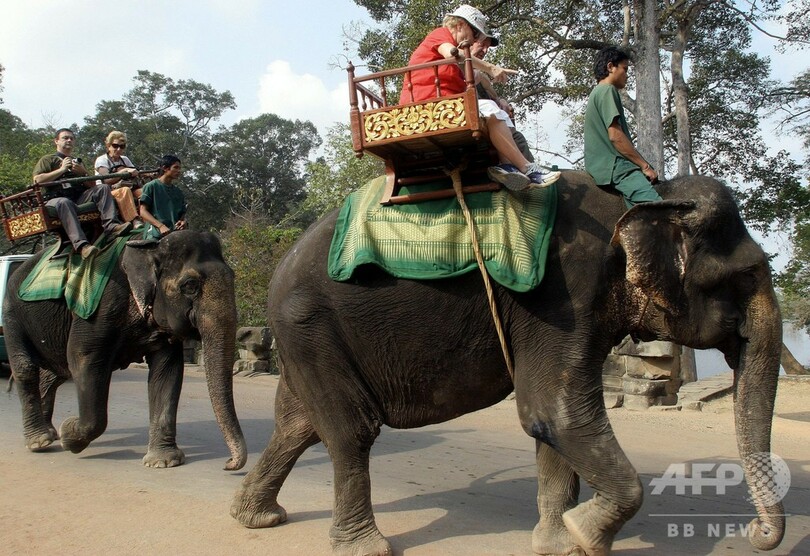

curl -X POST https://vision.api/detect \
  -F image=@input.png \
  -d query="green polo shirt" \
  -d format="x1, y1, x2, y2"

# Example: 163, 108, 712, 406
584, 83, 635, 186
140, 179, 187, 240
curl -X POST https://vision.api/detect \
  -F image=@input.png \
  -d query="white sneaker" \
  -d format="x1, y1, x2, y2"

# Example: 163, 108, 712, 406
525, 163, 561, 188
487, 164, 530, 191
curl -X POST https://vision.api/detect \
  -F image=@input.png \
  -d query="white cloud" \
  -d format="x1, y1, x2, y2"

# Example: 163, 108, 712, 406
256, 60, 348, 135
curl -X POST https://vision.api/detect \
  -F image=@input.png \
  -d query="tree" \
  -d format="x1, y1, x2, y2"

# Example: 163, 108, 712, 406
0, 110, 51, 193
220, 222, 302, 327
212, 113, 321, 226
80, 71, 238, 231
302, 122, 383, 218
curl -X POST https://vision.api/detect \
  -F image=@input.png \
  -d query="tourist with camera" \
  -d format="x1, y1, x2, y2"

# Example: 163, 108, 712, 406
32, 128, 130, 259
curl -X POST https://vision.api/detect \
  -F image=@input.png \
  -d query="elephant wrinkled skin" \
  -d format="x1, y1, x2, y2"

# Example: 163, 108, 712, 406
4, 230, 246, 471
230, 172, 783, 555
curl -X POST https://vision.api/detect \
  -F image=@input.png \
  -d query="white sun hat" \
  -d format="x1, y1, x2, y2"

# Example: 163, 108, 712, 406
448, 4, 499, 46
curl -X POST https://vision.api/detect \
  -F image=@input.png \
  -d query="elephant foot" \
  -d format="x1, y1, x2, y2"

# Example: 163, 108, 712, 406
330, 528, 392, 556
25, 428, 58, 452
230, 496, 288, 529
562, 498, 623, 556
533, 519, 584, 555
59, 417, 91, 454
143, 446, 186, 468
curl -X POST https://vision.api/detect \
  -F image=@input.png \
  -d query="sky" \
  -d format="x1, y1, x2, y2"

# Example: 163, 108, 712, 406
1, 0, 804, 162
0, 0, 372, 136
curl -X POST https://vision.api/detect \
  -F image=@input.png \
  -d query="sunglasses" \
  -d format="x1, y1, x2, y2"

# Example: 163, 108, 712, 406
111, 143, 126, 149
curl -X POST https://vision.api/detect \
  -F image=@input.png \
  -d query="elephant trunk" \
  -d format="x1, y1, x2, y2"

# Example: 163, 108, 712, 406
199, 274, 247, 471
733, 270, 785, 550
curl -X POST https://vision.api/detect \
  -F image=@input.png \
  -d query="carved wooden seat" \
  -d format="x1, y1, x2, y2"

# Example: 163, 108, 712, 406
0, 170, 157, 243
348, 45, 500, 204
0, 185, 100, 242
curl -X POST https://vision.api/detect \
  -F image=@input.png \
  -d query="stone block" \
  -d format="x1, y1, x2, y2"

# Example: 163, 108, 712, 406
623, 376, 669, 397
602, 374, 624, 392
604, 392, 624, 409
613, 336, 639, 356
682, 400, 704, 411
623, 393, 654, 411
635, 340, 678, 358
602, 354, 626, 377
624, 355, 679, 380
233, 359, 271, 375
236, 327, 273, 360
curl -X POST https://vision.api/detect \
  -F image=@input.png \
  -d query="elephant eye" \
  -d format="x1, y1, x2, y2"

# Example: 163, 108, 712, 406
180, 278, 201, 297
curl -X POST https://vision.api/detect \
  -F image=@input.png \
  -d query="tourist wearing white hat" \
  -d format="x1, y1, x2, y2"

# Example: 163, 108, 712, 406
399, 4, 561, 190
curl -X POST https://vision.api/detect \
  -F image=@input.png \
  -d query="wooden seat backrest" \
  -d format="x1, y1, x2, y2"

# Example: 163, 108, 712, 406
348, 45, 499, 204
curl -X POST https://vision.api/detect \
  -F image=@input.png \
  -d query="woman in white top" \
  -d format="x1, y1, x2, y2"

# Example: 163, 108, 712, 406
95, 130, 140, 223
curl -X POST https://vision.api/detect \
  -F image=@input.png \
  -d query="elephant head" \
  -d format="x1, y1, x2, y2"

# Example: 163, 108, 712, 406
122, 230, 247, 471
612, 177, 784, 550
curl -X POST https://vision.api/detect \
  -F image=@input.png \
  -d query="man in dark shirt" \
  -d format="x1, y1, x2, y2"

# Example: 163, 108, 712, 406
33, 128, 130, 259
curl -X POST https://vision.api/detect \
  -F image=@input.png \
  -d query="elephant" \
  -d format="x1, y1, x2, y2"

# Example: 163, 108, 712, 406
4, 230, 247, 471
229, 171, 783, 555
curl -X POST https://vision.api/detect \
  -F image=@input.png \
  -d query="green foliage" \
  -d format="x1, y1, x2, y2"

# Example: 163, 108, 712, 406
220, 222, 302, 327
302, 123, 383, 218
80, 71, 238, 231
777, 216, 810, 333
0, 108, 52, 193
212, 114, 321, 225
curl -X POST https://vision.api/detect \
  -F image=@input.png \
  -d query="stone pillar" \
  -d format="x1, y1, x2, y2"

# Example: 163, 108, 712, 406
603, 337, 683, 410
233, 327, 277, 375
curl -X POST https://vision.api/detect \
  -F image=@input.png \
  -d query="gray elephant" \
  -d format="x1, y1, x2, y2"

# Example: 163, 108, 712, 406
4, 230, 246, 471
230, 172, 783, 555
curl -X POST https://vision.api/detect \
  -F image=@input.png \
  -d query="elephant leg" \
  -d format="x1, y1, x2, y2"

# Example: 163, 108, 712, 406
318, 400, 389, 556
39, 370, 67, 440
60, 358, 112, 454
518, 372, 642, 556
231, 374, 320, 528
13, 357, 56, 451
554, 410, 642, 555
142, 345, 186, 468
327, 438, 391, 556
533, 441, 582, 556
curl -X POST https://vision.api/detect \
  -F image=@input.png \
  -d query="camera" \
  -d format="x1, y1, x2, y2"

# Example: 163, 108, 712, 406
72, 158, 82, 164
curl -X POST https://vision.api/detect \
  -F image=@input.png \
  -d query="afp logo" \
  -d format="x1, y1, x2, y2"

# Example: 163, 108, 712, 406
649, 452, 790, 505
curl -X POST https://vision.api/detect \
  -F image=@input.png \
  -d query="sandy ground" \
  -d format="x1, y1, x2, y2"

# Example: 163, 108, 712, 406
0, 369, 807, 555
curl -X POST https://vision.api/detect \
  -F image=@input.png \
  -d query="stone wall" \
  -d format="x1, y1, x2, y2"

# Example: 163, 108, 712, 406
603, 338, 694, 410
233, 327, 278, 375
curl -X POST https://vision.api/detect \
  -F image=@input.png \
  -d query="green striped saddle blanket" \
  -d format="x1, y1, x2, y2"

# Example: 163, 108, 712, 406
19, 231, 139, 319
327, 176, 557, 292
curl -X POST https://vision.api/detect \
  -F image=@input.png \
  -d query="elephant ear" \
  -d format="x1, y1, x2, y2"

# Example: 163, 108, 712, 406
610, 200, 696, 315
121, 241, 161, 319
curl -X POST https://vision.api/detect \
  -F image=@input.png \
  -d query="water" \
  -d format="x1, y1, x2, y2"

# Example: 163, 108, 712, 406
694, 322, 809, 379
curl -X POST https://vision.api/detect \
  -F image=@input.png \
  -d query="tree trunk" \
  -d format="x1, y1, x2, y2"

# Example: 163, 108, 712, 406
632, 0, 665, 173
671, 21, 692, 177
781, 342, 809, 375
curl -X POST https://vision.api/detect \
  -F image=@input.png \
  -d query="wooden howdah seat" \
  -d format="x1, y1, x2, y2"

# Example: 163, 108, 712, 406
0, 170, 157, 244
348, 44, 501, 204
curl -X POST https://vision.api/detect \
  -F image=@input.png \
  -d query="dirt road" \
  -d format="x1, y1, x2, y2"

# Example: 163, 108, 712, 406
0, 368, 807, 555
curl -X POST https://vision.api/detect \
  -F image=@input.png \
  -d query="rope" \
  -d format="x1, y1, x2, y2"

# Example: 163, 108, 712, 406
446, 168, 515, 381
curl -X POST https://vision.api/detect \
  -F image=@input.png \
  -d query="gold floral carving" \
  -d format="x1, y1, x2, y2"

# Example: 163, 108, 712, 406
8, 213, 46, 239
363, 99, 467, 143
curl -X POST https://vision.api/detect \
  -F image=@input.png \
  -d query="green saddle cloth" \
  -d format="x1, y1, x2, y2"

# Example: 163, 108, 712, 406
328, 175, 557, 292
19, 230, 139, 319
